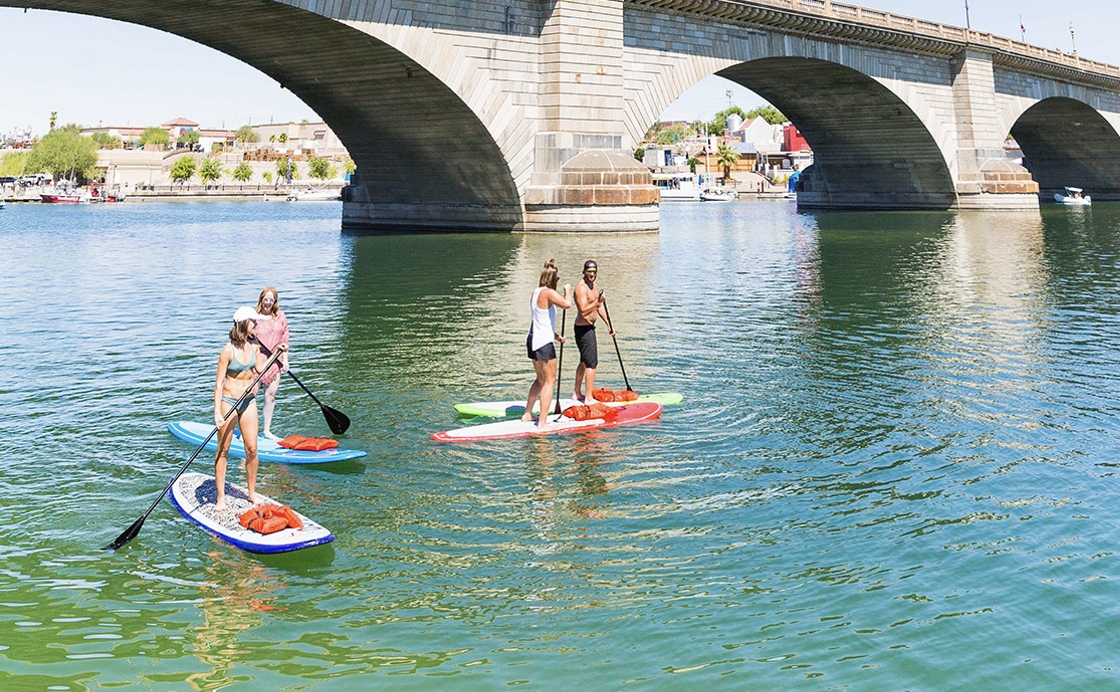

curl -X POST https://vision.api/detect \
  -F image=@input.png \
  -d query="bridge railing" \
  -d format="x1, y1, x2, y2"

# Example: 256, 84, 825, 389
707, 0, 1120, 78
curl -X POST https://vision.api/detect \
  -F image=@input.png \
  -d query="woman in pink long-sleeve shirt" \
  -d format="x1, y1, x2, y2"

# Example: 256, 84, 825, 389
254, 286, 290, 440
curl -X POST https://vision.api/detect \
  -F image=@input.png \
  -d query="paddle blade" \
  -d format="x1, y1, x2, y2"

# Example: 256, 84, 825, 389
323, 406, 351, 435
105, 516, 146, 551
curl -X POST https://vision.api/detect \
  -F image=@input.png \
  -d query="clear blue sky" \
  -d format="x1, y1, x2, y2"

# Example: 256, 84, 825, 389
2, 1, 1118, 135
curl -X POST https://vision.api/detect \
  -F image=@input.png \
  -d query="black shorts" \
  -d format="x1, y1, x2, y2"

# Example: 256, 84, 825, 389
574, 324, 598, 368
526, 334, 557, 362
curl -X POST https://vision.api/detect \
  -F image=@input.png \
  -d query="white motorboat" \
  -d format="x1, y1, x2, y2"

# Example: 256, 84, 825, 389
700, 189, 737, 202
286, 188, 341, 202
1054, 186, 1091, 205
652, 172, 701, 201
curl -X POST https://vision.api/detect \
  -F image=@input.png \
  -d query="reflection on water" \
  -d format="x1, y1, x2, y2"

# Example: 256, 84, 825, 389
3, 201, 1120, 688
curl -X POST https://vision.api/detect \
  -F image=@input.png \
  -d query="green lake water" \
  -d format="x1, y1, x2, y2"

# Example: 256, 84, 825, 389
2, 199, 1119, 689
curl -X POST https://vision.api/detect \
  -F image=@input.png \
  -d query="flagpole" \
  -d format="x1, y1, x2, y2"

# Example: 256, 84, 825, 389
1019, 15, 1025, 42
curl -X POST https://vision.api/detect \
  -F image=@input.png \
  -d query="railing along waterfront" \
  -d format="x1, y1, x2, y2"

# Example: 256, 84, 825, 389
631, 0, 1120, 86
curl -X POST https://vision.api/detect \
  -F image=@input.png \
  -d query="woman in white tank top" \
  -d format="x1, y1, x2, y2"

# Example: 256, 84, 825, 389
523, 259, 572, 431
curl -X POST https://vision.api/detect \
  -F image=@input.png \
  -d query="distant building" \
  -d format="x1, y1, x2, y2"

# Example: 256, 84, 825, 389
251, 121, 349, 158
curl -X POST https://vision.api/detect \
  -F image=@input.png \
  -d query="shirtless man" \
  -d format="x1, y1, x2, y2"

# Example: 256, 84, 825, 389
573, 260, 614, 403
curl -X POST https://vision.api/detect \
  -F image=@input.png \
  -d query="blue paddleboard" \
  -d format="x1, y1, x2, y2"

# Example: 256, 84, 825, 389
168, 421, 366, 464
169, 472, 333, 553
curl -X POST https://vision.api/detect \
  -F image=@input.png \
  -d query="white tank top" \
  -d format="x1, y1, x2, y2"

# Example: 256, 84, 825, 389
528, 286, 556, 352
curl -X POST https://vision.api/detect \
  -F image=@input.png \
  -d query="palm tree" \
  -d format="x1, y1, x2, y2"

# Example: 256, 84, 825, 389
49, 111, 57, 131
716, 144, 739, 181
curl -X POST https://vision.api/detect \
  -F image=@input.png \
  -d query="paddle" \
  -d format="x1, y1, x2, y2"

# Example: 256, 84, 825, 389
601, 296, 632, 392
253, 339, 351, 435
554, 308, 567, 416
106, 346, 284, 551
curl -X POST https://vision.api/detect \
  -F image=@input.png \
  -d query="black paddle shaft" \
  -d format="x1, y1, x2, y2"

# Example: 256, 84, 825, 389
601, 299, 632, 392
554, 309, 567, 416
254, 340, 351, 435
106, 346, 284, 551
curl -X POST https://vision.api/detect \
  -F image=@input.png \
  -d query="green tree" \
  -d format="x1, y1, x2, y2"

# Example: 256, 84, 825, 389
232, 162, 254, 182
746, 105, 787, 125
26, 125, 99, 182
686, 156, 701, 174
278, 133, 288, 145
0, 151, 30, 177
716, 144, 739, 181
139, 127, 170, 148
169, 155, 196, 183
199, 157, 224, 184
276, 158, 300, 181
49, 111, 57, 130
655, 122, 689, 145
262, 171, 274, 184
235, 125, 259, 144
177, 129, 200, 147
633, 147, 645, 162
308, 157, 331, 180
90, 132, 122, 150
343, 158, 356, 175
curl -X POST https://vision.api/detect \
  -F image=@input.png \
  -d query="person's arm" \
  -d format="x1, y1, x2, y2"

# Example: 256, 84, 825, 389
546, 284, 572, 311
214, 347, 230, 427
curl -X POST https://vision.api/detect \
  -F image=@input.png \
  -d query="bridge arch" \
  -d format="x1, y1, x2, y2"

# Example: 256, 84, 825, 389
10, 1, 523, 230
1009, 97, 1120, 200
718, 58, 956, 209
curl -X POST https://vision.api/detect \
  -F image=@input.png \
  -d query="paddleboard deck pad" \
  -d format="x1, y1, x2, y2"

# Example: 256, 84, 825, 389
454, 392, 683, 418
168, 421, 366, 464
169, 472, 333, 553
433, 401, 663, 442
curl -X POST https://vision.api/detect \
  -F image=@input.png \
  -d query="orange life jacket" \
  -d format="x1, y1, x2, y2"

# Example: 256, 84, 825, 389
237, 504, 304, 534
277, 435, 339, 451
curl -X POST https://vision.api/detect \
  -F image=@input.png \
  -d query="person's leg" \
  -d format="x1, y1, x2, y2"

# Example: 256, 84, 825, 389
239, 402, 262, 504
262, 378, 280, 440
214, 402, 237, 511
523, 361, 545, 422
573, 362, 586, 401
585, 366, 597, 402
537, 359, 558, 431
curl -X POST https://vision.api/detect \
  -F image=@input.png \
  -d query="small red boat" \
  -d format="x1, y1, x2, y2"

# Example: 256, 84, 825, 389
40, 190, 92, 204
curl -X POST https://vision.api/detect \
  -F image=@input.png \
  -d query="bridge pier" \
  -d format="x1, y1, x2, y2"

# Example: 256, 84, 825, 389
951, 50, 1039, 211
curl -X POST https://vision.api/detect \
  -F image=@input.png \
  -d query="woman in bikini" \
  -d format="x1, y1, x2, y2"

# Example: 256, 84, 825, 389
523, 259, 572, 432
213, 306, 286, 511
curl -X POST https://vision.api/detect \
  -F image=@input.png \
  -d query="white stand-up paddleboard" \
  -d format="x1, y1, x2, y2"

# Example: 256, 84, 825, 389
168, 422, 366, 464
169, 472, 333, 553
433, 401, 663, 442
454, 392, 682, 418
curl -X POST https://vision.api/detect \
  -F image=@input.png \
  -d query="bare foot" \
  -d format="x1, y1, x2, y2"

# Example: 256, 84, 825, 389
249, 493, 263, 505
521, 412, 537, 423
263, 431, 281, 442
214, 500, 227, 512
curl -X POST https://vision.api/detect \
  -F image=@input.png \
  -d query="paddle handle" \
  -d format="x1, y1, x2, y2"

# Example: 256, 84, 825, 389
601, 300, 631, 392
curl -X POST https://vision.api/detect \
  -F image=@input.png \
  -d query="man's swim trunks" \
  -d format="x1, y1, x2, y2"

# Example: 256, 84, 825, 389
574, 324, 598, 368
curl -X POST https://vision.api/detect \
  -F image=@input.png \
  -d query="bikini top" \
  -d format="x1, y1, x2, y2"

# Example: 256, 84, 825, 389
226, 346, 257, 375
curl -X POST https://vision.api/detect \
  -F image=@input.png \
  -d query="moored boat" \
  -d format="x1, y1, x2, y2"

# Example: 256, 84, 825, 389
652, 172, 701, 201
700, 189, 737, 202
40, 189, 92, 204
286, 188, 341, 202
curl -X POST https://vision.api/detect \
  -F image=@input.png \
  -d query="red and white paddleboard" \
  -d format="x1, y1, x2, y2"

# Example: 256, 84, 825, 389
431, 401, 663, 443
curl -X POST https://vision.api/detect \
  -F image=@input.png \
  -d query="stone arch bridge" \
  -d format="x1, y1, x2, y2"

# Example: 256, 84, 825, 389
11, 0, 1120, 232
